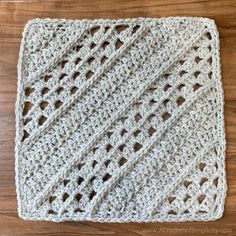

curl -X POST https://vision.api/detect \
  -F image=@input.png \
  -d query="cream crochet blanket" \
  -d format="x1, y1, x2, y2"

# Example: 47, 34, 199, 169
15, 17, 227, 222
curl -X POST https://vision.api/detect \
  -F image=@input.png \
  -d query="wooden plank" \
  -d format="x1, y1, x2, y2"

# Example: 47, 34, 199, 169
0, 1, 235, 235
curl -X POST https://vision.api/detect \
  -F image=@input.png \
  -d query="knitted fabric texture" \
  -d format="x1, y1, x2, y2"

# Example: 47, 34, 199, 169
15, 17, 227, 222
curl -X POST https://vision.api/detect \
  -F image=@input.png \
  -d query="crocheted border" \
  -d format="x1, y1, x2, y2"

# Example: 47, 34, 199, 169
15, 17, 227, 222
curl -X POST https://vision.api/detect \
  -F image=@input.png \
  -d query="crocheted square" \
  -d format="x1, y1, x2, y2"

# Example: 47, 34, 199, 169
15, 17, 226, 222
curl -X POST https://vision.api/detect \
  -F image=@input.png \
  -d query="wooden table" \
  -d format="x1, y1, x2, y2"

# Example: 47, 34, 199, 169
0, 1, 235, 235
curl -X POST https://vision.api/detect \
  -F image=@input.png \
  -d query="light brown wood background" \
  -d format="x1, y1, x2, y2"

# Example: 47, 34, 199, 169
0, 0, 235, 235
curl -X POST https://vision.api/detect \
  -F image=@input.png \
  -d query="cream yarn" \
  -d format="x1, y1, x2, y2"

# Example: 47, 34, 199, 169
15, 17, 227, 222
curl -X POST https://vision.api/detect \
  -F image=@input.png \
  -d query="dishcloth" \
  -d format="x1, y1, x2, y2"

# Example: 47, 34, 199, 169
15, 17, 227, 222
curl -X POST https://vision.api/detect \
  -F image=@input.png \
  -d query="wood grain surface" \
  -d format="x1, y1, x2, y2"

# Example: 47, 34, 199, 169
0, 0, 235, 235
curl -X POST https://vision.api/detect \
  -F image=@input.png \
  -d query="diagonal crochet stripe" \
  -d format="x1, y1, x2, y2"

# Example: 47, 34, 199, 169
142, 103, 220, 209
23, 26, 115, 121
20, 24, 147, 152
57, 94, 218, 216
30, 25, 207, 211
146, 141, 219, 217
88, 80, 215, 216
24, 22, 89, 87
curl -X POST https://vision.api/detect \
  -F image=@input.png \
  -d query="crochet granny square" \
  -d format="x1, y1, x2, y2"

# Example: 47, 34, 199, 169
15, 17, 226, 222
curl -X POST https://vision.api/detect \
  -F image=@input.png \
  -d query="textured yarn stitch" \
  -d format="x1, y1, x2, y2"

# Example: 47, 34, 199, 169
15, 17, 227, 222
